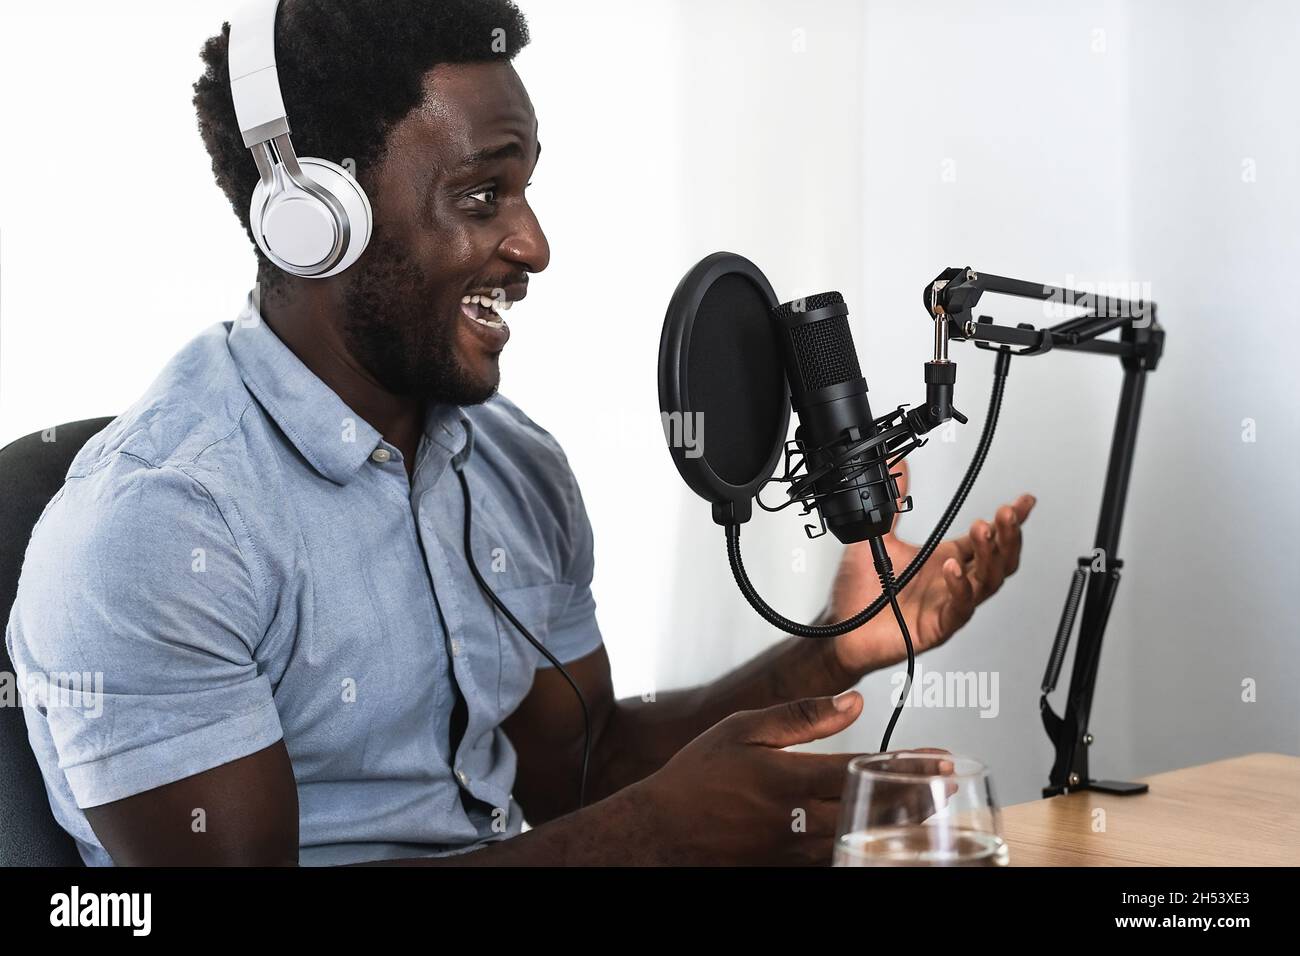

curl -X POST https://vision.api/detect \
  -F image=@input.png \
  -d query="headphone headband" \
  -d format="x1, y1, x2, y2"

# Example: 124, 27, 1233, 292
227, 0, 373, 278
230, 0, 290, 148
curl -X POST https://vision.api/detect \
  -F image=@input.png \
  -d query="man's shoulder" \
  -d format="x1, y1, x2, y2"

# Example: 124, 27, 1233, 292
467, 392, 566, 454
464, 393, 577, 491
461, 394, 595, 587
13, 323, 273, 637
68, 322, 257, 483
31, 322, 265, 564
462, 393, 592, 557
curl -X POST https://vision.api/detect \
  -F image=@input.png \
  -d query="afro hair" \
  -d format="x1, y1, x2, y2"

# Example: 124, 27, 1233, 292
193, 0, 531, 290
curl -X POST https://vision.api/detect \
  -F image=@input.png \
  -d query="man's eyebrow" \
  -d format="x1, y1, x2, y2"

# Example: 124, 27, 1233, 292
453, 139, 542, 173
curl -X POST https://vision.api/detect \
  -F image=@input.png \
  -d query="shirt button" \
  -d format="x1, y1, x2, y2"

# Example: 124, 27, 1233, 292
370, 447, 392, 464
451, 638, 463, 657
456, 769, 469, 786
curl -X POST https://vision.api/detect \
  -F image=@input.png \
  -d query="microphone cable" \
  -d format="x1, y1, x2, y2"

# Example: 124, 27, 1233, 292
456, 466, 592, 813
725, 347, 1012, 640
869, 536, 913, 752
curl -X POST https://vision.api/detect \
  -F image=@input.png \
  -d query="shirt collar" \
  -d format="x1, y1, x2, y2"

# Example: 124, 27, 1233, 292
227, 291, 474, 485
423, 400, 476, 475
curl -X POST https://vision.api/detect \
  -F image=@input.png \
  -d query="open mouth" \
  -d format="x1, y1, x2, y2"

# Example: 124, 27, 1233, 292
460, 293, 513, 332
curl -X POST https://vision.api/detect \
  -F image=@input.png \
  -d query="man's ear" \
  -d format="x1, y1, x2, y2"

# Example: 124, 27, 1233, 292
889, 459, 911, 536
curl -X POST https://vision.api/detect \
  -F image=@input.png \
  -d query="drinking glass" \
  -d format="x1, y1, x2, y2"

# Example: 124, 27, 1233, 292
832, 751, 1009, 866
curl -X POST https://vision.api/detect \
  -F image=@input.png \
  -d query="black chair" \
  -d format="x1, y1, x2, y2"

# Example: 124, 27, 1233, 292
0, 417, 114, 866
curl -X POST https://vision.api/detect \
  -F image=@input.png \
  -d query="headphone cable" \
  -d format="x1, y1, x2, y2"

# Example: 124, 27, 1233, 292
455, 466, 592, 813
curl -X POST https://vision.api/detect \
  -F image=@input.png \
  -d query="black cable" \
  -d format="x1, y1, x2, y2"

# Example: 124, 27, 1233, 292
456, 466, 592, 812
726, 348, 1013, 638
869, 536, 913, 752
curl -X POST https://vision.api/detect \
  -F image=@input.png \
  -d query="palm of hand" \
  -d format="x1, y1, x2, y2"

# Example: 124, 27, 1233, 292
823, 463, 1036, 675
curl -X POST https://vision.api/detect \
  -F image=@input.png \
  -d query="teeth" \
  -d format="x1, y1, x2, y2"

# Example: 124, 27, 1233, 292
461, 294, 513, 314
460, 295, 509, 330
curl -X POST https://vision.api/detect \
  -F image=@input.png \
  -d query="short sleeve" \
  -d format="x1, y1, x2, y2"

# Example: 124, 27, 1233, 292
536, 455, 603, 668
5, 459, 283, 809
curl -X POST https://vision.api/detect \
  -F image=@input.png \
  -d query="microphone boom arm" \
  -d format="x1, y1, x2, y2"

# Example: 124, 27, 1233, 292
926, 266, 1166, 798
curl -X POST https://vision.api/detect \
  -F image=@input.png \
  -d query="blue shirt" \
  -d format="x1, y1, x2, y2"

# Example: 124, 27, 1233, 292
5, 293, 604, 866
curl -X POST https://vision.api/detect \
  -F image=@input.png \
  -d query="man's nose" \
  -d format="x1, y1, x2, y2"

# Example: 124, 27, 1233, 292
500, 206, 550, 274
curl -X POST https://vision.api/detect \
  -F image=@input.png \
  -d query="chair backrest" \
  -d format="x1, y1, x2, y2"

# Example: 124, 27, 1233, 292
0, 418, 114, 866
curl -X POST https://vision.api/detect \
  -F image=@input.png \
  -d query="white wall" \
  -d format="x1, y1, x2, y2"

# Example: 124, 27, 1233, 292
0, 3, 261, 436
845, 0, 1299, 803
654, 0, 1299, 805
0, 0, 693, 700
522, 0, 872, 707
1120, 0, 1300, 778
2, 1, 1295, 810
844, 0, 1147, 802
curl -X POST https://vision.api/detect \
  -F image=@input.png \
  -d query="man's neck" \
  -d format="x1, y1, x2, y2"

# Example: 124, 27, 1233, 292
261, 289, 424, 480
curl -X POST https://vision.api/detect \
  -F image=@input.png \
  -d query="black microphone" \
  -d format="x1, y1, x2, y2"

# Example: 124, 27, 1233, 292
661, 255, 972, 754
771, 292, 897, 544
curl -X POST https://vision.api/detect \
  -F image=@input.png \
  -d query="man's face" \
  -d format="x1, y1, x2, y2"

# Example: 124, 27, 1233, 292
340, 61, 548, 405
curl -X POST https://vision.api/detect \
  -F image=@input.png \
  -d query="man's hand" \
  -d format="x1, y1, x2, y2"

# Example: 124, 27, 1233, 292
628, 691, 955, 865
824, 461, 1037, 677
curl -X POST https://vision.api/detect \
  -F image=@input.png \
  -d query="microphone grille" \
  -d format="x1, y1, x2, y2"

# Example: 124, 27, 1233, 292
789, 318, 861, 392
772, 292, 862, 394
771, 291, 844, 318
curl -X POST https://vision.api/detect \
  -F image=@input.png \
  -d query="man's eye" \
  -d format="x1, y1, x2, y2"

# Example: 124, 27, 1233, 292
468, 188, 497, 205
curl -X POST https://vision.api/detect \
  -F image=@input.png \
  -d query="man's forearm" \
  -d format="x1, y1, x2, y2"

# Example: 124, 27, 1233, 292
586, 627, 855, 801
362, 783, 663, 866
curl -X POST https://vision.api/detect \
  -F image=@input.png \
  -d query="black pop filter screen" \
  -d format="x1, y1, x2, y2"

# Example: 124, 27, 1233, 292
659, 252, 790, 524
689, 274, 788, 485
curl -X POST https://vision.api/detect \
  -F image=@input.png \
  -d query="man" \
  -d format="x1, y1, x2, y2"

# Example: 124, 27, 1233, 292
5, 0, 1034, 866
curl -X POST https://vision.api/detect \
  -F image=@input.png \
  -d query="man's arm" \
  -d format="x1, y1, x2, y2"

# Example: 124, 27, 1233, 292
87, 692, 873, 867
506, 479, 1035, 821
503, 639, 850, 823
82, 739, 648, 866
84, 742, 301, 866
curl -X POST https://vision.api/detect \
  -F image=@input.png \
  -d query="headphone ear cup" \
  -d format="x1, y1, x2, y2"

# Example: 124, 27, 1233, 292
299, 158, 373, 276
249, 157, 374, 278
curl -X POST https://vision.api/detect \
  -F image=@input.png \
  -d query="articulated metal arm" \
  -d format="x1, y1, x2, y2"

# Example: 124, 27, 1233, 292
922, 266, 1166, 797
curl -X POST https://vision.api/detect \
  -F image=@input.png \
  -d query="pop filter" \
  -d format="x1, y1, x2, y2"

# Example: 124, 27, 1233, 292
658, 252, 790, 525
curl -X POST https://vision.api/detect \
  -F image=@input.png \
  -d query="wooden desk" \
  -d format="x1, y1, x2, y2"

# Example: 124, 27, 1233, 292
1001, 753, 1300, 866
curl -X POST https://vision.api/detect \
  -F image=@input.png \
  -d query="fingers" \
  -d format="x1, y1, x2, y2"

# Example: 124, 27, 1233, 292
865, 750, 961, 824
895, 458, 911, 500
888, 459, 912, 537
993, 504, 1022, 576
888, 747, 957, 780
1012, 493, 1037, 524
968, 518, 1001, 600
974, 494, 1035, 595
940, 557, 974, 628
877, 750, 953, 774
947, 534, 976, 564
731, 691, 863, 749
926, 493, 1036, 629
781, 752, 862, 800
778, 748, 955, 804
771, 748, 961, 861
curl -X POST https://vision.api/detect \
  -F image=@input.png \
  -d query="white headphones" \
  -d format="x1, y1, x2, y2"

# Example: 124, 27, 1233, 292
228, 0, 373, 278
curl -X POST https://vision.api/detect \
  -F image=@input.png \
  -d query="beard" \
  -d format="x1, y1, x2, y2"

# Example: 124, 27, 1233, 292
339, 232, 498, 406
